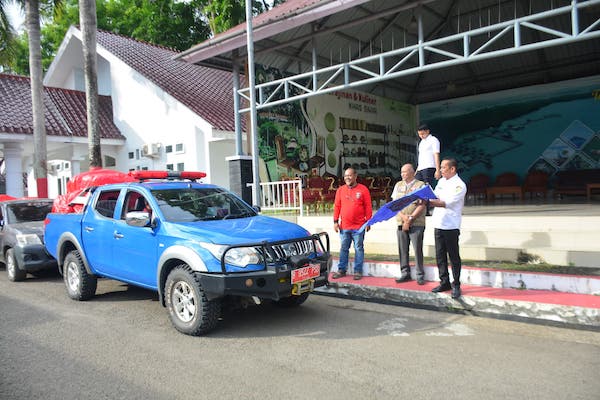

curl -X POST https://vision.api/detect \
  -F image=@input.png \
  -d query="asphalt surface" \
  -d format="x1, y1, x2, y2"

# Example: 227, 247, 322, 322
1, 270, 600, 400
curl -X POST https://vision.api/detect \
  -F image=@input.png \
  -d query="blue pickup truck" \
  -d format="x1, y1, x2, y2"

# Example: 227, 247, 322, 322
44, 171, 331, 335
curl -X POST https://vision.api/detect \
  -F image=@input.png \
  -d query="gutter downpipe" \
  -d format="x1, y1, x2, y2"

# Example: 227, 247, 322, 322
232, 49, 243, 156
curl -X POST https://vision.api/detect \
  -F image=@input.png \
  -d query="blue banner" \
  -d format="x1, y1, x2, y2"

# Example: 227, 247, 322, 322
360, 185, 437, 231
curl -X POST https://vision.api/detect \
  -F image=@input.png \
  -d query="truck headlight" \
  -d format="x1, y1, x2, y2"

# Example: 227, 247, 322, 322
16, 234, 42, 245
200, 243, 260, 267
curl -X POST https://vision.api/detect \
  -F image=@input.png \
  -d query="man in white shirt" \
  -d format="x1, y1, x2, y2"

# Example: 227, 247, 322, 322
428, 158, 467, 299
415, 123, 441, 185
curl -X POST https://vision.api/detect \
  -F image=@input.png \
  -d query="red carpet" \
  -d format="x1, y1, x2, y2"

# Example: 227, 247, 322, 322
328, 273, 600, 309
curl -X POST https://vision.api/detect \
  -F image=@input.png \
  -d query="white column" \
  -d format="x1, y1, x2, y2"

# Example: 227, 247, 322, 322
70, 157, 83, 176
69, 143, 88, 177
3, 143, 25, 197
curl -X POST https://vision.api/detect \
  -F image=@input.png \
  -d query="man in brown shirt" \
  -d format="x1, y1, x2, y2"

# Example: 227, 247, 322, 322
391, 163, 427, 285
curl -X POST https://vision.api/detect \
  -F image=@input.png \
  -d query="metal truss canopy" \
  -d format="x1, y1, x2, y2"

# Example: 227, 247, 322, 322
237, 0, 600, 112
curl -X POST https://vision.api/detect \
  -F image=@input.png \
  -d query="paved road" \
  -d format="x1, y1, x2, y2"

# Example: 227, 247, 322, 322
1, 269, 599, 400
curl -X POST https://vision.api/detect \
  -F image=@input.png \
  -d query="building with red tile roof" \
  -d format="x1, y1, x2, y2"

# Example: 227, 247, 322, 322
1, 26, 242, 197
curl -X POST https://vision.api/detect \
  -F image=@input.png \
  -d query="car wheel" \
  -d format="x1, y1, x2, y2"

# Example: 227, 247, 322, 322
274, 292, 309, 307
6, 248, 26, 282
64, 250, 97, 301
165, 264, 221, 336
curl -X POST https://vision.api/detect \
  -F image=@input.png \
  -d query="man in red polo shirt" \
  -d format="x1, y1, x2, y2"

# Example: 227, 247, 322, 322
331, 168, 372, 280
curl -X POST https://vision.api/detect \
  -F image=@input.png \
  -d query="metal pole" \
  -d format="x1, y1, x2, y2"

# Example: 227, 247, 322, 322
245, 0, 260, 205
232, 51, 243, 156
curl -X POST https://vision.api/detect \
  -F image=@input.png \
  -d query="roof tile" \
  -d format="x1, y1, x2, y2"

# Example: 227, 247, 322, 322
96, 30, 238, 132
0, 73, 124, 140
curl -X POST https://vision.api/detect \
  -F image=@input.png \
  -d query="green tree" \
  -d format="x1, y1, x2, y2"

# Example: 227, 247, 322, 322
4, 0, 286, 73
0, 0, 18, 69
204, 0, 244, 35
204, 0, 285, 36
41, 0, 211, 61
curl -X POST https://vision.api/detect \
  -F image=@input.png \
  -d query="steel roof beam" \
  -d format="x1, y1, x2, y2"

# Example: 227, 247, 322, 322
237, 0, 600, 112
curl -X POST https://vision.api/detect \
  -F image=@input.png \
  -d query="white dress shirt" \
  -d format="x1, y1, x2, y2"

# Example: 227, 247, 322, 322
417, 134, 440, 171
431, 174, 466, 230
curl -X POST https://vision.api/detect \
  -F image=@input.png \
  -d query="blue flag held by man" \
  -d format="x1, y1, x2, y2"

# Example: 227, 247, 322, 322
359, 185, 437, 231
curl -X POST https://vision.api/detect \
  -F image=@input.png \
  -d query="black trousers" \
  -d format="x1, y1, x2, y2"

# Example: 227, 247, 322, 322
415, 168, 436, 185
434, 228, 461, 286
415, 168, 436, 214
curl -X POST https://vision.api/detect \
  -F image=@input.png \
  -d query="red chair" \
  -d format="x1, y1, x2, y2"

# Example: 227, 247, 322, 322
318, 176, 337, 210
487, 172, 521, 201
368, 176, 388, 208
305, 176, 326, 213
467, 173, 490, 201
523, 170, 549, 199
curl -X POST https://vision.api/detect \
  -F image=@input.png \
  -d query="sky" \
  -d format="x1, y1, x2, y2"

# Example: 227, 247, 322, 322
6, 1, 25, 33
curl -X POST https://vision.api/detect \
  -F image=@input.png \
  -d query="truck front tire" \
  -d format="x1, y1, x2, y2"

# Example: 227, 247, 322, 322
6, 248, 26, 282
165, 265, 221, 336
64, 250, 97, 301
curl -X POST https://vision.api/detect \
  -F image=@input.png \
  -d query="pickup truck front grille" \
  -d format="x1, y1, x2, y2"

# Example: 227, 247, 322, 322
258, 240, 316, 263
220, 232, 330, 272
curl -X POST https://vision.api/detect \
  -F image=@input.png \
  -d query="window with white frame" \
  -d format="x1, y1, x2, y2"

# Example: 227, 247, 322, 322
104, 155, 116, 167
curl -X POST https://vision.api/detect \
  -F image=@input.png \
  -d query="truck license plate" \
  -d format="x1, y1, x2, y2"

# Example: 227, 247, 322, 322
291, 263, 321, 284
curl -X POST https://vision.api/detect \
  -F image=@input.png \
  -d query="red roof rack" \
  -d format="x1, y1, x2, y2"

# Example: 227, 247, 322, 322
128, 170, 207, 181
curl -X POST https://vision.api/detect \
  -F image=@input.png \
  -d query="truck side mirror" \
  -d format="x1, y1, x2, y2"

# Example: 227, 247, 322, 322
125, 211, 151, 227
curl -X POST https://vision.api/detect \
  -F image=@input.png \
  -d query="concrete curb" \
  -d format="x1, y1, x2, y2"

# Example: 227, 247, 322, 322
315, 282, 600, 331
347, 260, 600, 295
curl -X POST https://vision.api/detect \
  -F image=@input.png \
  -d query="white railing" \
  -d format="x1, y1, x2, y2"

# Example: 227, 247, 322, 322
251, 179, 304, 216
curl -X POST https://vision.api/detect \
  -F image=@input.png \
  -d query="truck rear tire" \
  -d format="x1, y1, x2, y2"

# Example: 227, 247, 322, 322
165, 265, 221, 336
64, 250, 97, 301
6, 248, 26, 282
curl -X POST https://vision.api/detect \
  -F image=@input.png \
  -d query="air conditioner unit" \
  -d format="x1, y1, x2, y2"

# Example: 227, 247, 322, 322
142, 143, 161, 158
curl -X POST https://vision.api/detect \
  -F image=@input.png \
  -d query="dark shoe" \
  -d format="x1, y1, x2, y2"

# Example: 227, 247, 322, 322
353, 273, 363, 280
431, 283, 452, 293
395, 274, 411, 283
452, 286, 461, 299
417, 278, 425, 285
332, 270, 346, 279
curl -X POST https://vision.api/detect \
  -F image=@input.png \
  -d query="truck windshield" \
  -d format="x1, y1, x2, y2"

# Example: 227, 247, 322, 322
152, 188, 257, 222
6, 202, 53, 224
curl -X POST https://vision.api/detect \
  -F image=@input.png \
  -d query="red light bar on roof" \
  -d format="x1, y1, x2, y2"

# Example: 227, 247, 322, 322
128, 170, 207, 180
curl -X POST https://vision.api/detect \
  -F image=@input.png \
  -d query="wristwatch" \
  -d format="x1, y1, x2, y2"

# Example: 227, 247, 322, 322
408, 215, 414, 221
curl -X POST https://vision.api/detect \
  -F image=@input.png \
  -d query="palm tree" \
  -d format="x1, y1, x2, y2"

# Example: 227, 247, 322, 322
25, 0, 48, 196
0, 1, 17, 68
79, 0, 101, 167
1, 1, 63, 196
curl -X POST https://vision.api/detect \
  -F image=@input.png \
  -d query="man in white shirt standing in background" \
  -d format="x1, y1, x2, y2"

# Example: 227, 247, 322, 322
427, 158, 467, 299
415, 123, 441, 185
415, 123, 441, 216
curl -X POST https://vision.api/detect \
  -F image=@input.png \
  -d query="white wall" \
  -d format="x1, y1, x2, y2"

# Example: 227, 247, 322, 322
207, 138, 236, 189
108, 61, 234, 187
43, 27, 237, 189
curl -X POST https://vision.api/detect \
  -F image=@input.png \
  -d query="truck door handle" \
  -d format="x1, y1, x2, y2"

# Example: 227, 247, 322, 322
84, 226, 94, 232
113, 231, 124, 239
